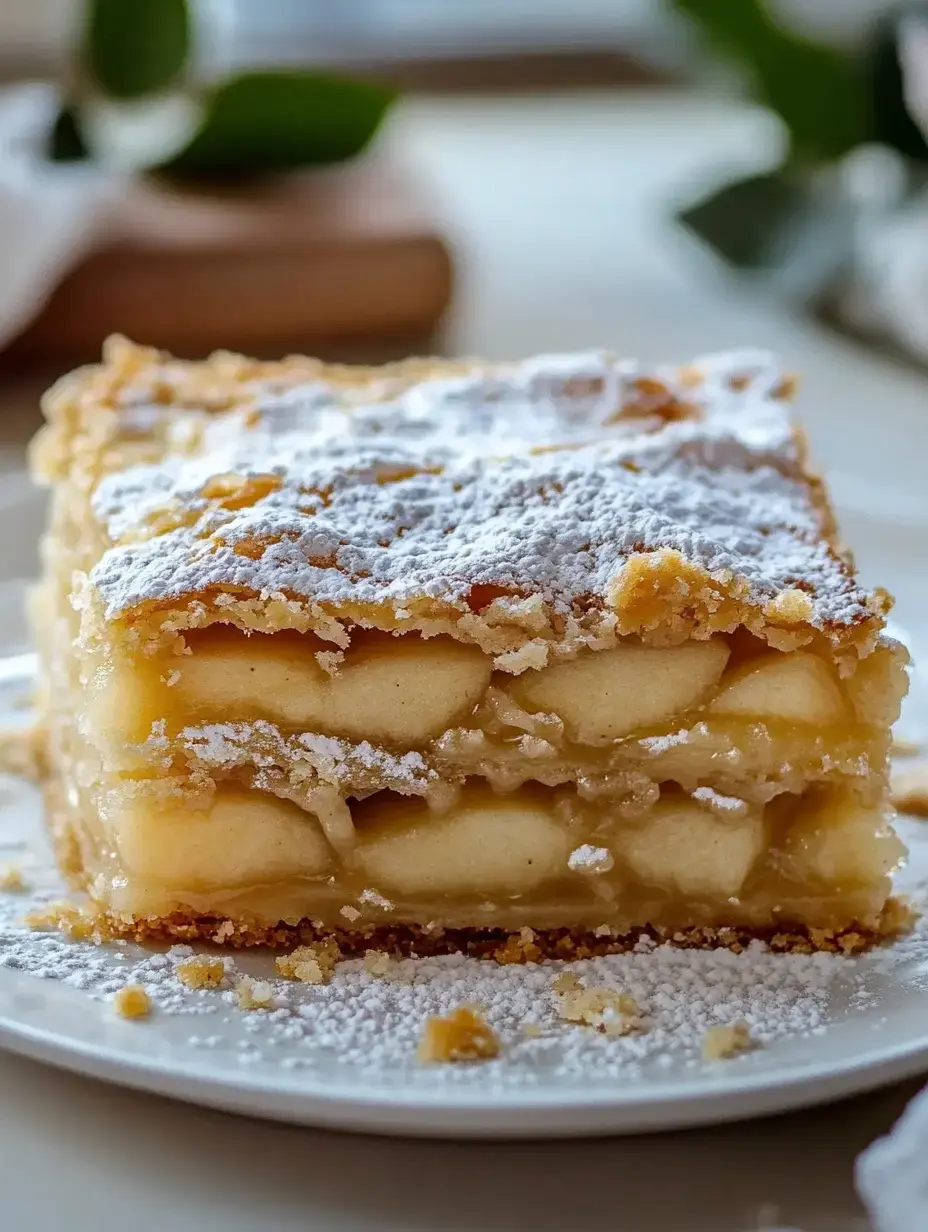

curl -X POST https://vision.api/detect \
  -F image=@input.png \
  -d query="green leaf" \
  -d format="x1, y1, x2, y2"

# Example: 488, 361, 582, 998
678, 171, 854, 297
85, 0, 190, 100
863, 5, 928, 162
48, 105, 90, 162
672, 0, 867, 162
165, 72, 396, 175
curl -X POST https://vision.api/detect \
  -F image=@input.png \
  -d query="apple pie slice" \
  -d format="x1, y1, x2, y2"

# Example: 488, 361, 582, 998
28, 337, 909, 953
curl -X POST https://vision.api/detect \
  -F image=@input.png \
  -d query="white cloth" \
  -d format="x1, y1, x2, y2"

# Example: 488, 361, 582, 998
857, 1083, 928, 1231
0, 83, 123, 349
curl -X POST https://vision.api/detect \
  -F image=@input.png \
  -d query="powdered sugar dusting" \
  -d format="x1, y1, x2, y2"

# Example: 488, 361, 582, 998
84, 350, 872, 629
567, 844, 615, 873
3, 877, 925, 1088
180, 721, 436, 790
692, 786, 750, 817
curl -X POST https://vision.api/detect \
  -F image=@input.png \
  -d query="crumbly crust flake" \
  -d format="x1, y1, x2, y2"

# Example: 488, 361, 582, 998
701, 1020, 755, 1060
71, 901, 913, 957
113, 984, 151, 1019
418, 1005, 501, 1062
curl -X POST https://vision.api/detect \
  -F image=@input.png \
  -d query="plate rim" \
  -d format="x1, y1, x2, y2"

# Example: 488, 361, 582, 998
2, 996, 928, 1138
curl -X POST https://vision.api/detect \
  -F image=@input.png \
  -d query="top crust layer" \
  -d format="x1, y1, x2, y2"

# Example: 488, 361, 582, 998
33, 337, 888, 662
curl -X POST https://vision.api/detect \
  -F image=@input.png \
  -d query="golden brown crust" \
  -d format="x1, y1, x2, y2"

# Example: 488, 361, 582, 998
81, 900, 913, 959
35, 338, 888, 663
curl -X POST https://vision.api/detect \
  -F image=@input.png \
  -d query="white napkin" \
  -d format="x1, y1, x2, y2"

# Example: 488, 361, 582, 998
0, 82, 124, 350
857, 1083, 928, 1231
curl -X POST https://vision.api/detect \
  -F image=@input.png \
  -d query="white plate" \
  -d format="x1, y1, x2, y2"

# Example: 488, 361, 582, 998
0, 499, 926, 1141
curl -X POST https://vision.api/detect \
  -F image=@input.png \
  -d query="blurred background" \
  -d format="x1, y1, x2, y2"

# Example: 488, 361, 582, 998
0, 0, 928, 533
1, 14, 928, 1226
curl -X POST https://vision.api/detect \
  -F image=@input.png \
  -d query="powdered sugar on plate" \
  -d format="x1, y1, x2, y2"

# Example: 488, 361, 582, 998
0, 883, 866, 1084
3, 814, 928, 1091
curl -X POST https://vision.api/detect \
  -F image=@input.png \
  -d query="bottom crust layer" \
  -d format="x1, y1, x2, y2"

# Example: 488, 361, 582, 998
56, 897, 914, 959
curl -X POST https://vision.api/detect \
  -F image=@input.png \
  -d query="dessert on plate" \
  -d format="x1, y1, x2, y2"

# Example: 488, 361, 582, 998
28, 337, 909, 953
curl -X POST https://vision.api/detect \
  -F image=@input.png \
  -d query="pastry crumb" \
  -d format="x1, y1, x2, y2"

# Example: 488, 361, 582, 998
339, 905, 361, 923
113, 984, 151, 1019
359, 888, 394, 911
363, 951, 392, 977
702, 1020, 755, 1061
557, 986, 645, 1036
764, 587, 813, 624
892, 764, 928, 818
494, 928, 543, 965
275, 939, 341, 985
0, 865, 27, 893
212, 919, 236, 943
418, 1006, 501, 1063
315, 650, 344, 677
493, 639, 549, 673
552, 970, 584, 995
175, 956, 225, 990
24, 901, 111, 943
521, 1022, 543, 1038
236, 976, 275, 1010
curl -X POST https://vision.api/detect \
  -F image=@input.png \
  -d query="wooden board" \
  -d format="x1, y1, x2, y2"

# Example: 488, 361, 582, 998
6, 159, 453, 363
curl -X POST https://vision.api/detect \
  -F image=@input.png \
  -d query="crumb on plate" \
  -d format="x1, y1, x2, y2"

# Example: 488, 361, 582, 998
552, 970, 583, 995
363, 951, 392, 977
175, 955, 225, 990
236, 976, 275, 1010
702, 1020, 755, 1061
418, 1006, 501, 1063
275, 939, 341, 985
113, 984, 151, 1019
556, 986, 645, 1037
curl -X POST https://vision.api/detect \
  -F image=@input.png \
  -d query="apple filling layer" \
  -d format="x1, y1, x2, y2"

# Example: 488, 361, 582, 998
67, 777, 901, 932
81, 628, 899, 791
58, 622, 907, 940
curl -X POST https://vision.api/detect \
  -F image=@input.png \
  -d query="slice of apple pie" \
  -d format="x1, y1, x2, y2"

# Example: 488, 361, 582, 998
28, 337, 909, 953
